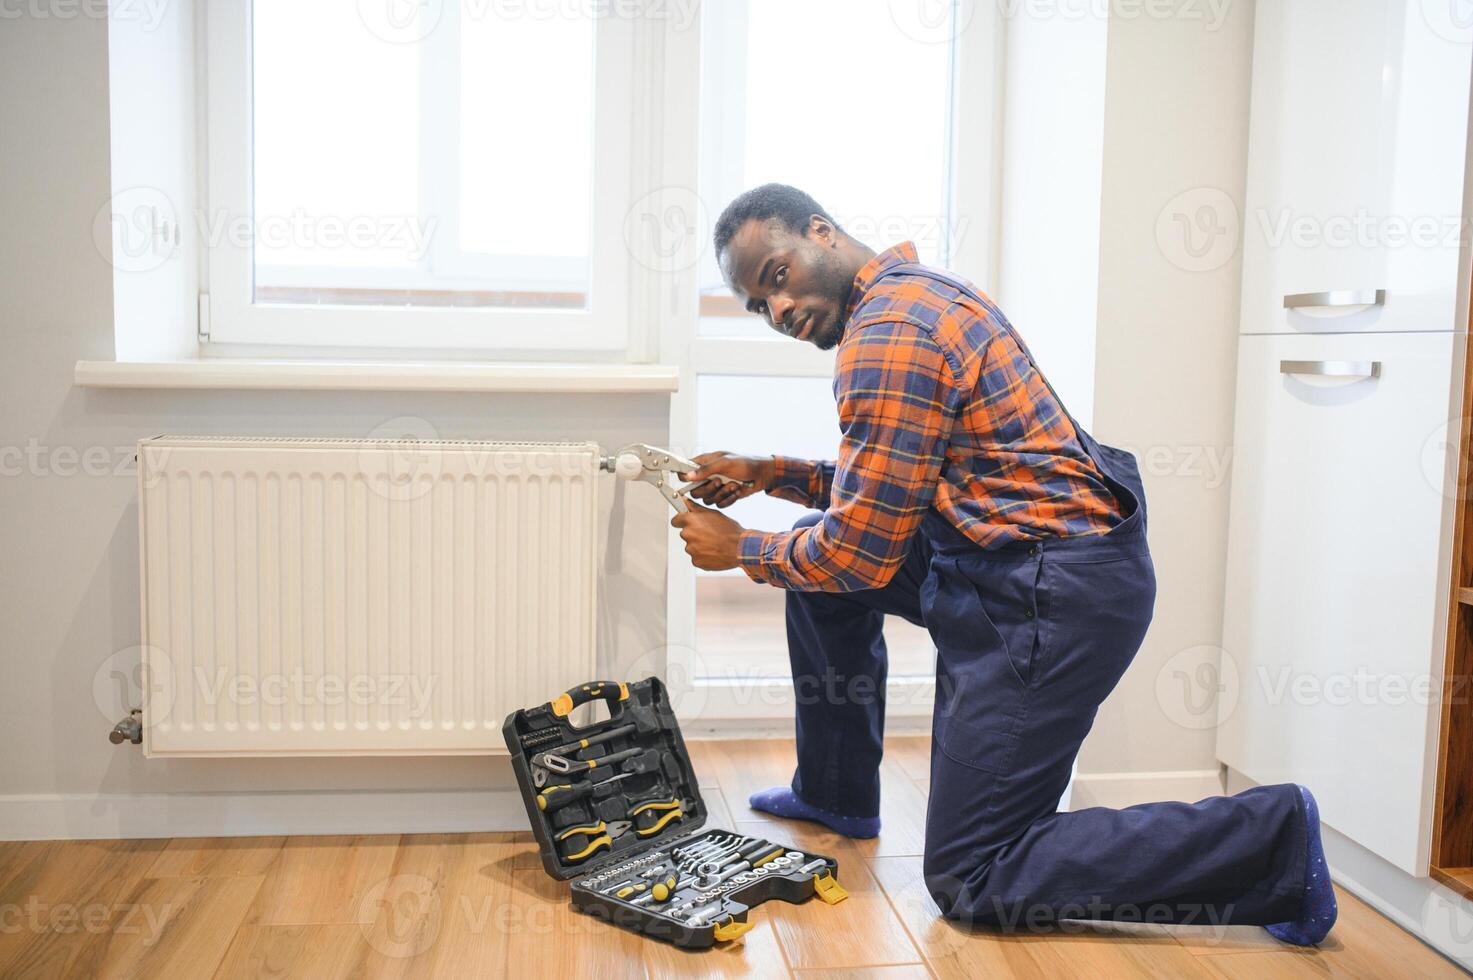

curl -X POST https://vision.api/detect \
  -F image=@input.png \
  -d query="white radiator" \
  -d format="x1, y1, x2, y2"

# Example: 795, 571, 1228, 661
136, 436, 600, 757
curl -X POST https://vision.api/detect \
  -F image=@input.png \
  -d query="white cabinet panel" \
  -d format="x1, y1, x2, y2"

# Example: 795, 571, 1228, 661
1241, 0, 1471, 334
1217, 331, 1457, 874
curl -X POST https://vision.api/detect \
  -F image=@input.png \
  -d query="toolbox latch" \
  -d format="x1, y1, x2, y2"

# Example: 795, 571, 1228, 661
712, 918, 755, 943
813, 872, 849, 905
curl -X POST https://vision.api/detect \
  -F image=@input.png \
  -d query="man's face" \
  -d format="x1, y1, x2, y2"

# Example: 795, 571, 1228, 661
719, 217, 853, 350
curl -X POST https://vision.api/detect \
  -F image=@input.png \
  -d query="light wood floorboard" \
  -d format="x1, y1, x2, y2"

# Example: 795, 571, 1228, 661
1, 737, 1463, 978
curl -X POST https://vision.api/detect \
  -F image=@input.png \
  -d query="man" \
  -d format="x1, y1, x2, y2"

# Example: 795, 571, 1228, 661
671, 183, 1335, 943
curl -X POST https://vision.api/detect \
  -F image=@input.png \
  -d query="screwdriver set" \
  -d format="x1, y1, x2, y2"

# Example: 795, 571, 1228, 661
503, 676, 847, 948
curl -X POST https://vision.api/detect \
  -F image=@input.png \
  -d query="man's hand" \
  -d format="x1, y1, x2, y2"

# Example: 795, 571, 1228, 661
679, 452, 776, 508
671, 502, 745, 571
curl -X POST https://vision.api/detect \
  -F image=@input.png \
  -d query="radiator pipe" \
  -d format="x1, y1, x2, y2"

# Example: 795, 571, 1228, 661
110, 709, 142, 745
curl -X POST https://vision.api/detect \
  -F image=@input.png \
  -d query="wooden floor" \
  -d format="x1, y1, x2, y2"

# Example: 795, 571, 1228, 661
0, 737, 1463, 978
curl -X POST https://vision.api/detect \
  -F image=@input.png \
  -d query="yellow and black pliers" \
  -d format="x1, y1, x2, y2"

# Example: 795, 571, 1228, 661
557, 819, 632, 864
630, 797, 692, 837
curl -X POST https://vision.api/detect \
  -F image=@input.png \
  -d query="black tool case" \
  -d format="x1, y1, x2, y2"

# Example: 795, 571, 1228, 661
502, 676, 848, 948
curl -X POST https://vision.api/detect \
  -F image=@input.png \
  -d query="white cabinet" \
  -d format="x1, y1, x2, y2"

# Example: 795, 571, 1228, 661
1240, 0, 1471, 335
1219, 0, 1471, 876
1218, 332, 1457, 873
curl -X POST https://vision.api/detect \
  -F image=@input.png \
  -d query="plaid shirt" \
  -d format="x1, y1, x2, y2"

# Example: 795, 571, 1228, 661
737, 242, 1122, 592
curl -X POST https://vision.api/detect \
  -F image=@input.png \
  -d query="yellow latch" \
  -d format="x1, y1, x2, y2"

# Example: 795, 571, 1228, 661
712, 918, 754, 943
813, 872, 849, 905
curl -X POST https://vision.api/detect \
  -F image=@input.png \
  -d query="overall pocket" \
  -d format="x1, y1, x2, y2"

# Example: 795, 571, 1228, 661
920, 556, 1041, 772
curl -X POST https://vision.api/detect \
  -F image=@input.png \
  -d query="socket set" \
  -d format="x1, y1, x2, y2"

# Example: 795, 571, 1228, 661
503, 676, 847, 948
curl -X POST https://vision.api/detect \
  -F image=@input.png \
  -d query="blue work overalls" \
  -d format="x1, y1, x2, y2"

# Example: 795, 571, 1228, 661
784, 263, 1308, 926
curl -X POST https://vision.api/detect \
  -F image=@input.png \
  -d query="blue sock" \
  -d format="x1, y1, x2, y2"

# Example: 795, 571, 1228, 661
748, 787, 881, 839
1265, 785, 1338, 946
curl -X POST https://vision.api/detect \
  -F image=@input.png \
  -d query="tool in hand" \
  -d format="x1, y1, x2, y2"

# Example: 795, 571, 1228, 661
601, 443, 754, 513
541, 743, 647, 775
536, 771, 640, 812
556, 819, 632, 864
629, 797, 691, 837
530, 724, 637, 772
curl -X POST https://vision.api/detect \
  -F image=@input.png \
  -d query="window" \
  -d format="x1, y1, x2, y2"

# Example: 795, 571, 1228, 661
662, 0, 998, 719
697, 0, 964, 339
206, 0, 638, 350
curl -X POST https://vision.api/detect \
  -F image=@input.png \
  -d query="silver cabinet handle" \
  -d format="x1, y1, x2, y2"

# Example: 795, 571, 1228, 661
1283, 289, 1386, 310
1279, 359, 1381, 379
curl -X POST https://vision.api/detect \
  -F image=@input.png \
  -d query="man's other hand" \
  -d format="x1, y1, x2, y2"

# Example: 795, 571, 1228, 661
671, 503, 745, 571
679, 452, 775, 508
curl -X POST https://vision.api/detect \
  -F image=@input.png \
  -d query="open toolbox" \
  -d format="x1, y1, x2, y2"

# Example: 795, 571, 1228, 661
502, 676, 848, 948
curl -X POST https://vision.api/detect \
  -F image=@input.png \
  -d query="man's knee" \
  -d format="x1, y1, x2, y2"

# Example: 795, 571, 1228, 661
792, 510, 823, 532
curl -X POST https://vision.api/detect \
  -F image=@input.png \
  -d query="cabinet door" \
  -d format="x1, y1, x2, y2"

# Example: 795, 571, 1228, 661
1240, 0, 1471, 334
1217, 331, 1458, 874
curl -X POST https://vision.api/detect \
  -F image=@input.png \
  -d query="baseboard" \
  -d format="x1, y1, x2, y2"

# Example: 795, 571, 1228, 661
0, 789, 529, 842
1065, 768, 1225, 810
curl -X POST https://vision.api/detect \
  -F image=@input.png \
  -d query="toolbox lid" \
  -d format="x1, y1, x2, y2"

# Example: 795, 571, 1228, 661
502, 677, 708, 880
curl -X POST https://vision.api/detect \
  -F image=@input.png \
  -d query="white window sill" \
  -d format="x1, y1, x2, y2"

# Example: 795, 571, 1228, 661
74, 359, 681, 394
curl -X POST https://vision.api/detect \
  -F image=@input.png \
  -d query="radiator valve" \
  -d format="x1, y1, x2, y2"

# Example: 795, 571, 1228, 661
600, 443, 752, 512
109, 709, 142, 745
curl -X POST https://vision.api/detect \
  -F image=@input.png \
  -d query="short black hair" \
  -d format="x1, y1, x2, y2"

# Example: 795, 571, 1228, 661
712, 183, 841, 259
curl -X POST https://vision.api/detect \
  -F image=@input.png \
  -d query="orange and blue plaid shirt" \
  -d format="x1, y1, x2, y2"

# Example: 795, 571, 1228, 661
737, 242, 1121, 592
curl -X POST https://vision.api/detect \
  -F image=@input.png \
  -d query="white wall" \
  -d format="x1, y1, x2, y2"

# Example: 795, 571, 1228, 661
104, 0, 198, 361
994, 5, 1109, 428
1073, 0, 1257, 800
0, 13, 670, 839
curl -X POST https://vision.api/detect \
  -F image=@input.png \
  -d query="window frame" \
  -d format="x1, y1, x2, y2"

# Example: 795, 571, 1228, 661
204, 0, 640, 352
661, 0, 1004, 721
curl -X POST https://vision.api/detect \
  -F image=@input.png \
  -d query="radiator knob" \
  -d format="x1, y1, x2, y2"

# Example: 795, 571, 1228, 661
613, 452, 644, 481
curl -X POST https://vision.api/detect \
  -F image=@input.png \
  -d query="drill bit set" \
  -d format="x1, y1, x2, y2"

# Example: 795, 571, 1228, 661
503, 676, 847, 948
